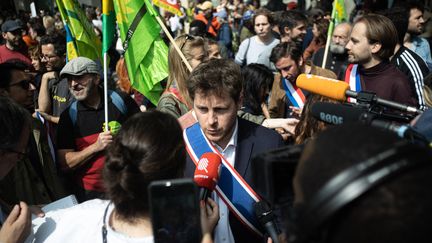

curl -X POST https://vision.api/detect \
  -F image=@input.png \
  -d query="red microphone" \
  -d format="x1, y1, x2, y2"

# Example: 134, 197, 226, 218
194, 152, 222, 200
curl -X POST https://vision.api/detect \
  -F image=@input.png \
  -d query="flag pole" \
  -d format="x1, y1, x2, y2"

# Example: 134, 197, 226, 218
145, 0, 193, 72
103, 52, 109, 132
322, 0, 337, 69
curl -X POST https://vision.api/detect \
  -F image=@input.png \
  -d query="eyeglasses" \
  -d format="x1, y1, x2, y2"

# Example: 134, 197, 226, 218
180, 34, 195, 52
8, 79, 35, 90
40, 55, 58, 61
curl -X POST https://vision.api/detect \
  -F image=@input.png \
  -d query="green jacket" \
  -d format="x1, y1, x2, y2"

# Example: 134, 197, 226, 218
0, 119, 68, 205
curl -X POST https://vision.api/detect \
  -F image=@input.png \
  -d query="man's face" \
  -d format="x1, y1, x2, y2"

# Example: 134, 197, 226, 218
0, 125, 30, 179
345, 22, 374, 66
282, 22, 307, 43
254, 15, 271, 39
3, 70, 36, 111
2, 29, 22, 50
330, 24, 350, 54
408, 8, 425, 35
68, 74, 98, 101
193, 90, 240, 149
275, 55, 302, 83
41, 44, 64, 71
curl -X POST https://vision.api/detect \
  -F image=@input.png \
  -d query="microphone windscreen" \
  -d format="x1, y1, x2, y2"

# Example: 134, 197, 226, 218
296, 74, 349, 101
311, 102, 367, 125
193, 152, 222, 191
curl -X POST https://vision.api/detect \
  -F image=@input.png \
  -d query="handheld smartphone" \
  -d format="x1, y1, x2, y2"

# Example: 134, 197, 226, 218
148, 178, 202, 243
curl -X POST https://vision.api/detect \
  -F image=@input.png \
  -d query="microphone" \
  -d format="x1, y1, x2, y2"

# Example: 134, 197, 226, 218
311, 102, 430, 145
296, 74, 422, 114
311, 102, 366, 125
194, 152, 222, 200
370, 120, 430, 145
254, 201, 280, 243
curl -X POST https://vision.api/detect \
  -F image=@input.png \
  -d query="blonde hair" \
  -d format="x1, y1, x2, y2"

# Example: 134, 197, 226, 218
167, 34, 207, 107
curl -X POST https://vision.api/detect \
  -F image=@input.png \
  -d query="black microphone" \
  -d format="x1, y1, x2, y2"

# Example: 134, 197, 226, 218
370, 120, 430, 145
311, 102, 430, 145
254, 201, 280, 243
311, 102, 366, 125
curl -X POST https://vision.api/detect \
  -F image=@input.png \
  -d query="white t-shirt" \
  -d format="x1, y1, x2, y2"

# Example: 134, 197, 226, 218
32, 199, 154, 243
235, 36, 280, 71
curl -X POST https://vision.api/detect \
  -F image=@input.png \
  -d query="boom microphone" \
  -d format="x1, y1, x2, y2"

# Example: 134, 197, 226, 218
296, 74, 422, 114
193, 152, 222, 200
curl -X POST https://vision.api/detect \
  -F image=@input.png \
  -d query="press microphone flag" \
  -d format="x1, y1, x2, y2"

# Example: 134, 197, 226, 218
296, 74, 422, 114
193, 152, 222, 200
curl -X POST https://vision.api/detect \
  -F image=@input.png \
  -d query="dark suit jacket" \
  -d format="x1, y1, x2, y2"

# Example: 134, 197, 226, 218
184, 118, 285, 242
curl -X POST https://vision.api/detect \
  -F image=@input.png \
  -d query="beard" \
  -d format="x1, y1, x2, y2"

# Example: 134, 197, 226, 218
70, 81, 95, 101
330, 43, 346, 54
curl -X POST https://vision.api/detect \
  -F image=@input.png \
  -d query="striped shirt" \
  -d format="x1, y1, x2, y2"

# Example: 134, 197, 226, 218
391, 46, 429, 110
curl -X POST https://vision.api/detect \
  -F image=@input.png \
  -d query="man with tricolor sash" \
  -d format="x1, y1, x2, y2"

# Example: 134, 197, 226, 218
183, 59, 284, 242
344, 14, 417, 106
268, 42, 336, 119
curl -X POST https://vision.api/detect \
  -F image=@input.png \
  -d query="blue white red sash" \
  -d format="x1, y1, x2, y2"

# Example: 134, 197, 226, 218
282, 78, 306, 108
344, 64, 361, 102
183, 123, 264, 237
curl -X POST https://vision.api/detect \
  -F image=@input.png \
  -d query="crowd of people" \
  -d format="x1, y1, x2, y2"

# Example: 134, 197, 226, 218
0, 0, 432, 242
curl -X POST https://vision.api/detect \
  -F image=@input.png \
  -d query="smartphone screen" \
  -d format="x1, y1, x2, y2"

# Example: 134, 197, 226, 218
148, 178, 202, 243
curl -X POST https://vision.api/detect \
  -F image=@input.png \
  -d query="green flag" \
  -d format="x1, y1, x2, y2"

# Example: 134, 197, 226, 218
102, 0, 116, 54
56, 0, 102, 63
334, 0, 347, 24
113, 0, 169, 105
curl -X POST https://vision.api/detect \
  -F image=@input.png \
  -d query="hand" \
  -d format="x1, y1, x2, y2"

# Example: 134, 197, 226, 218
289, 106, 303, 118
93, 131, 113, 152
200, 198, 219, 235
29, 205, 45, 218
0, 202, 32, 243
263, 118, 299, 134
33, 110, 49, 120
42, 71, 57, 81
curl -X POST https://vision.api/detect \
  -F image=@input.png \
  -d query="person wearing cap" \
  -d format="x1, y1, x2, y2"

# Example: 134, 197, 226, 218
56, 57, 139, 202
0, 19, 31, 66
0, 61, 68, 206
195, 1, 221, 38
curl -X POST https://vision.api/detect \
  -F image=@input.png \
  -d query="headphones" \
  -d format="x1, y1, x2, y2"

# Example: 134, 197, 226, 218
287, 140, 431, 243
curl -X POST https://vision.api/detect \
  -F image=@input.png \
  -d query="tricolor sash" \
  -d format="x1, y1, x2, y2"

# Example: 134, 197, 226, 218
282, 78, 306, 108
344, 64, 361, 102
183, 123, 264, 237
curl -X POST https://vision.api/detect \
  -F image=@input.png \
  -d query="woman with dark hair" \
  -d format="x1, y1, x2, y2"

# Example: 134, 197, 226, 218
303, 18, 329, 61
238, 63, 298, 138
235, 8, 280, 70
293, 94, 337, 144
38, 111, 218, 242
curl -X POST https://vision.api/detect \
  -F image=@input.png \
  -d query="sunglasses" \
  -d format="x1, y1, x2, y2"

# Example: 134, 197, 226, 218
8, 79, 35, 90
180, 34, 195, 52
